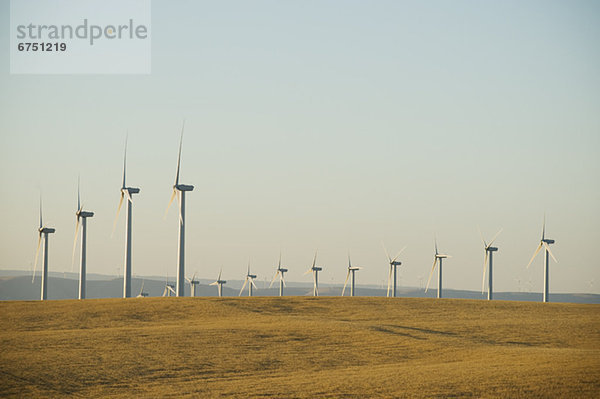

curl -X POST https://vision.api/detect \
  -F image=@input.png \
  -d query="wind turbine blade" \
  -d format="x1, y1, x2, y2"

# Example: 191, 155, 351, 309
543, 242, 558, 263
348, 252, 352, 269
175, 120, 185, 186
526, 243, 543, 269
481, 251, 489, 294
281, 275, 286, 287
425, 258, 438, 293
542, 214, 546, 241
177, 190, 183, 225
125, 189, 133, 203
32, 233, 42, 283
111, 192, 125, 237
382, 242, 391, 262
304, 268, 312, 275
278, 251, 282, 269
164, 189, 177, 219
217, 268, 222, 281
77, 175, 81, 212
488, 228, 503, 247
342, 270, 351, 296
478, 226, 487, 248
71, 217, 80, 271
250, 278, 257, 289
312, 250, 318, 268
39, 196, 43, 229
122, 134, 128, 189
386, 265, 392, 297
239, 279, 248, 296
269, 271, 279, 288
209, 281, 218, 286
434, 235, 438, 255
392, 246, 407, 262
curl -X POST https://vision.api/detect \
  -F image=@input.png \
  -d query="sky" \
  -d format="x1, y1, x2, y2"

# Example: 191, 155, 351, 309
0, 0, 599, 294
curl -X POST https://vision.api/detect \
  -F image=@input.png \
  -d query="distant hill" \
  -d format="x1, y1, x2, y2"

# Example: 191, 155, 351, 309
1, 270, 598, 303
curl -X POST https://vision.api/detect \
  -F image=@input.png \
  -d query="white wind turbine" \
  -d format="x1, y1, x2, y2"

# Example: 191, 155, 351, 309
269, 252, 288, 296
239, 262, 258, 297
342, 254, 362, 297
186, 272, 200, 297
112, 136, 140, 298
382, 243, 406, 298
71, 178, 94, 300
210, 268, 227, 297
33, 198, 55, 301
137, 280, 149, 297
526, 217, 558, 303
304, 250, 322, 296
479, 228, 502, 301
425, 237, 451, 299
165, 121, 194, 297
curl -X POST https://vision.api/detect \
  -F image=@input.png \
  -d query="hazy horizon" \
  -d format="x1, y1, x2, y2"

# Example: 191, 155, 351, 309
1, 1, 599, 295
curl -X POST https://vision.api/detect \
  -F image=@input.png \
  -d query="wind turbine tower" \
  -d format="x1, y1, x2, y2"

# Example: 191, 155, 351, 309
304, 250, 322, 296
113, 136, 140, 298
425, 237, 450, 299
342, 254, 362, 297
33, 199, 55, 301
72, 178, 94, 300
479, 228, 502, 301
383, 243, 406, 298
166, 121, 194, 297
526, 217, 558, 303
269, 253, 288, 296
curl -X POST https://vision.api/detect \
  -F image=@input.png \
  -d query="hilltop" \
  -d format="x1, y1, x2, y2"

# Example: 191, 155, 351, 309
0, 297, 599, 398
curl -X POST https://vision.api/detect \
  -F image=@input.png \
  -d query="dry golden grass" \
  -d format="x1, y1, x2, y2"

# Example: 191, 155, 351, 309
0, 297, 599, 398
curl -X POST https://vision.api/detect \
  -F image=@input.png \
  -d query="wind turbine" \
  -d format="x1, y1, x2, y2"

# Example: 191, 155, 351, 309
342, 254, 362, 297
479, 228, 502, 301
210, 268, 227, 297
71, 178, 94, 300
382, 243, 406, 298
33, 198, 55, 301
526, 217, 558, 303
425, 237, 450, 298
239, 262, 257, 297
112, 136, 140, 298
269, 252, 288, 296
304, 250, 322, 296
165, 121, 194, 297
137, 280, 149, 297
186, 272, 200, 297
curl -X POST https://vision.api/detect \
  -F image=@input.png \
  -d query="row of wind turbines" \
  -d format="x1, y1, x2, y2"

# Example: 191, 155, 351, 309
31, 122, 558, 302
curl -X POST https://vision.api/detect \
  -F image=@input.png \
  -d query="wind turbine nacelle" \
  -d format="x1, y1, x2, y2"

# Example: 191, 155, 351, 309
175, 184, 194, 192
128, 187, 141, 194
543, 239, 555, 244
279, 268, 288, 273
349, 267, 361, 271
436, 254, 448, 259
487, 247, 498, 252
391, 261, 402, 266
79, 211, 94, 218
313, 267, 323, 271
249, 274, 257, 279
41, 227, 56, 234
219, 280, 227, 284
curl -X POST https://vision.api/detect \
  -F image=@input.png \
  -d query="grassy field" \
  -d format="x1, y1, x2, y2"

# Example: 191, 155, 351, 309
0, 297, 598, 398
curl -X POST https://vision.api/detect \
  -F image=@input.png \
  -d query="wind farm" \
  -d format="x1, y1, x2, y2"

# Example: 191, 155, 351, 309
1, 1, 599, 398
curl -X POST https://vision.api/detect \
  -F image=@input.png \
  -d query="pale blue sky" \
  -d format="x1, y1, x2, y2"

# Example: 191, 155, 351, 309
1, 0, 599, 294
